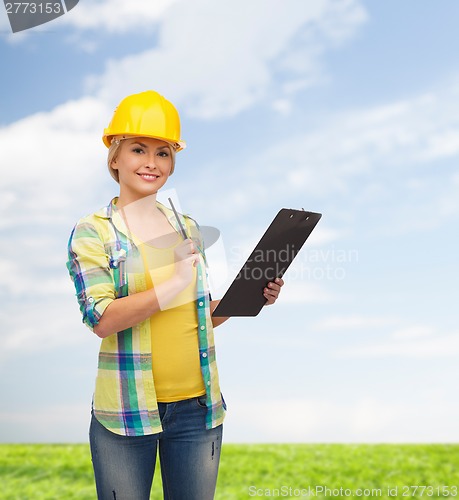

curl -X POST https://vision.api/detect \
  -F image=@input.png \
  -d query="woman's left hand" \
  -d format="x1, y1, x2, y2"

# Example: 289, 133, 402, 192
263, 277, 284, 305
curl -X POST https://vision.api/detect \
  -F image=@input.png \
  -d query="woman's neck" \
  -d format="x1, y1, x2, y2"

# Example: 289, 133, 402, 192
116, 193, 162, 222
115, 192, 174, 244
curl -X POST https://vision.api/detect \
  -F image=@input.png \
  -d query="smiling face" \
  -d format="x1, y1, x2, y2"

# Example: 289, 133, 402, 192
110, 137, 173, 204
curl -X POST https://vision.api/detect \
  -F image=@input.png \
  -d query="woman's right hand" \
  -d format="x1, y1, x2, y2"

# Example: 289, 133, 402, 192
174, 238, 199, 285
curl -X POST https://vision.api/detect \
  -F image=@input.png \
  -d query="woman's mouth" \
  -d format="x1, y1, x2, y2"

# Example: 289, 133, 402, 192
138, 173, 159, 181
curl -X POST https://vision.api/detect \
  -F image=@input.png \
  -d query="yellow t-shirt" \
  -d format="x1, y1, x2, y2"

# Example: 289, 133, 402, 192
137, 234, 206, 402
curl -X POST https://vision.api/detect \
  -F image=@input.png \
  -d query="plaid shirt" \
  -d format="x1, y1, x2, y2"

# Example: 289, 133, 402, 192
66, 197, 226, 436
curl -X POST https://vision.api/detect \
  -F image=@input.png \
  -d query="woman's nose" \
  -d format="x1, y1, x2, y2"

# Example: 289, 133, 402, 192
145, 155, 158, 168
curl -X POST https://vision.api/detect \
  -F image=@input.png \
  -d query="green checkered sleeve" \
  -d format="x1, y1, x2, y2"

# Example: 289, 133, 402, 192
66, 220, 116, 331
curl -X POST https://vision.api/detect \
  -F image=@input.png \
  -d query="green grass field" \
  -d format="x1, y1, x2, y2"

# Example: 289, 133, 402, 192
1, 444, 458, 499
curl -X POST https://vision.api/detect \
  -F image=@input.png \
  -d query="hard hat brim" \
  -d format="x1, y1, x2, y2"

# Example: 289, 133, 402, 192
103, 133, 186, 151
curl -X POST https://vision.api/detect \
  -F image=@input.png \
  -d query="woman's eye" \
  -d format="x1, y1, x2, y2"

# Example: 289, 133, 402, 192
158, 151, 169, 157
132, 148, 144, 154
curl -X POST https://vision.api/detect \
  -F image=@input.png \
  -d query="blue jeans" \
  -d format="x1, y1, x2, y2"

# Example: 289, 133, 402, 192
89, 395, 223, 500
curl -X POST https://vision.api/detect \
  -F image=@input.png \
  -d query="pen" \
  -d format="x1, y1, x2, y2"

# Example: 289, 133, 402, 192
168, 197, 188, 240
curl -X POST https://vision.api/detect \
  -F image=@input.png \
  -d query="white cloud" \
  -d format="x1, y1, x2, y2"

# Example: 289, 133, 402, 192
313, 317, 454, 358
0, 297, 96, 359
306, 226, 344, 246
0, 403, 91, 442
315, 315, 397, 331
87, 0, 367, 118
392, 325, 434, 340
224, 397, 459, 442
60, 0, 179, 33
261, 89, 459, 198
0, 96, 111, 226
0, 256, 70, 297
336, 330, 459, 359
0, 96, 107, 186
271, 99, 293, 116
275, 280, 333, 304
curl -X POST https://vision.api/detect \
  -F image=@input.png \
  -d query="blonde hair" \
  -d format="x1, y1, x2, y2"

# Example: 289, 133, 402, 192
107, 138, 177, 183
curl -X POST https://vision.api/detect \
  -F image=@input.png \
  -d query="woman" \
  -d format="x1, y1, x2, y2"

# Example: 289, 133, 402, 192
66, 90, 283, 500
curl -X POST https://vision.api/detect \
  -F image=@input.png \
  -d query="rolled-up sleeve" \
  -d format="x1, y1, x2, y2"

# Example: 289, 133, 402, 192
66, 220, 116, 331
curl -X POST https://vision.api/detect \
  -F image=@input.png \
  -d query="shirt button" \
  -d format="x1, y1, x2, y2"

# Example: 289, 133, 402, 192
207, 381, 211, 386
199, 301, 204, 307
88, 297, 94, 303
200, 325, 205, 331
202, 352, 207, 358
198, 275, 202, 280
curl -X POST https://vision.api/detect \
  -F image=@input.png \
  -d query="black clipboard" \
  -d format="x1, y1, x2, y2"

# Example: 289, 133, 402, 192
212, 208, 322, 317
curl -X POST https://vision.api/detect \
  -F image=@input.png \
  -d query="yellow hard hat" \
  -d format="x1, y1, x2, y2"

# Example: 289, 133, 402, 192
102, 90, 186, 151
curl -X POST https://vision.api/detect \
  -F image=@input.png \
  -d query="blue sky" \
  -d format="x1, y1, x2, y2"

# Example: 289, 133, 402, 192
1, 0, 458, 443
